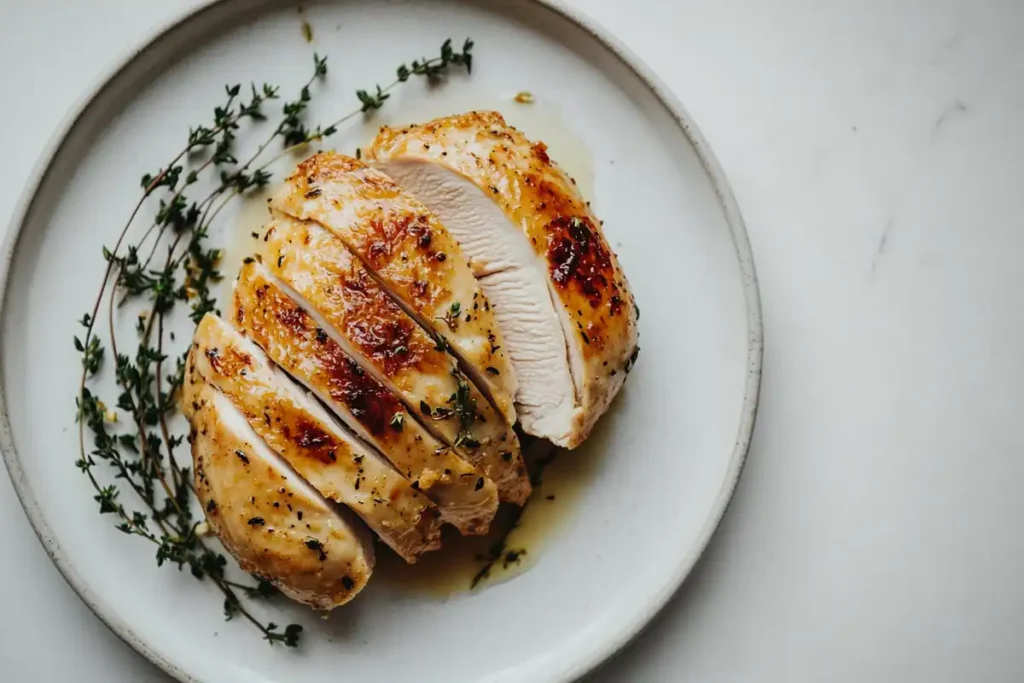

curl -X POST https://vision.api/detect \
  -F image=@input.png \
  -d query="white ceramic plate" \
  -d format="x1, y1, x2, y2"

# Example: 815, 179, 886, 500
0, 1, 761, 681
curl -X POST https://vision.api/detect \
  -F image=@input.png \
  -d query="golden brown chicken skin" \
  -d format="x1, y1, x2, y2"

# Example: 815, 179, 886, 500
270, 152, 519, 426
232, 261, 499, 535
368, 112, 639, 448
186, 314, 442, 562
189, 385, 373, 610
262, 214, 530, 504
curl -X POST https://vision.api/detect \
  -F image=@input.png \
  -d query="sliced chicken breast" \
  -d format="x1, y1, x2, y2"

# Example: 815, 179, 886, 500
262, 213, 530, 504
187, 314, 442, 562
189, 385, 372, 610
269, 152, 518, 426
232, 260, 498, 535
368, 112, 639, 448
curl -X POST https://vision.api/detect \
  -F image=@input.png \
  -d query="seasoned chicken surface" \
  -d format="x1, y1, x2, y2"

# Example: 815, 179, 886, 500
270, 152, 519, 426
177, 113, 639, 611
263, 213, 530, 504
232, 261, 499, 535
368, 112, 639, 448
188, 385, 373, 609
187, 314, 442, 562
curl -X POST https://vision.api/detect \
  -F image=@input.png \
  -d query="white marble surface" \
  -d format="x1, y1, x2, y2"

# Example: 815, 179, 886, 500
3, 0, 1024, 680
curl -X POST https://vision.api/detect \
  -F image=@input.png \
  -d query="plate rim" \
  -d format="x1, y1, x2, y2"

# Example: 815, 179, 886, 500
0, 1, 763, 681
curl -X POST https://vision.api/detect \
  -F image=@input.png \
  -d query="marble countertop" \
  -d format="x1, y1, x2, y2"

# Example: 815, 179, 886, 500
3, 0, 1023, 680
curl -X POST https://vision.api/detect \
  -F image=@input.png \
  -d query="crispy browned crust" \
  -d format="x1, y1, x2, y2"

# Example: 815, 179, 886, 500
264, 216, 531, 504
190, 385, 371, 609
232, 262, 498, 535
266, 215, 445, 385
187, 314, 442, 562
369, 112, 640, 447
270, 152, 519, 425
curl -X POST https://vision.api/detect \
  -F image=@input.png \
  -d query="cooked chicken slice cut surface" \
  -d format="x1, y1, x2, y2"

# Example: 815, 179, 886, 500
188, 385, 372, 610
263, 214, 531, 504
269, 152, 518, 426
186, 314, 442, 562
368, 112, 639, 448
232, 261, 498, 535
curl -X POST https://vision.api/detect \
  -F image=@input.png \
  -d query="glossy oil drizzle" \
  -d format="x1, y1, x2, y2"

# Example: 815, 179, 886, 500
377, 434, 600, 596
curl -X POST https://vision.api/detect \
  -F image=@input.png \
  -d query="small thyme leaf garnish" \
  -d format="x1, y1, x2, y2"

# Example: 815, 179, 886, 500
435, 301, 462, 330
448, 369, 479, 450
73, 38, 478, 649
74, 335, 104, 376
265, 622, 303, 647
419, 399, 451, 421
430, 328, 449, 352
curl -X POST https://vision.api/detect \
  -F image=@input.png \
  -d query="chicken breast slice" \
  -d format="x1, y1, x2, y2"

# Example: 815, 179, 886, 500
262, 213, 530, 504
186, 314, 442, 562
232, 260, 498, 535
269, 152, 518, 426
188, 385, 372, 610
368, 112, 639, 448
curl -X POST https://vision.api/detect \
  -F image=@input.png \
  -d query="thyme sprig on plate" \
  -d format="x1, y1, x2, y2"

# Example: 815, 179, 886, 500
73, 39, 475, 647
358, 37, 473, 112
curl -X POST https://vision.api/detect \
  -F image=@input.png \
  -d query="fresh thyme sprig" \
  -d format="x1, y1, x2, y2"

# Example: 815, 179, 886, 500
243, 37, 475, 177
77, 73, 298, 645
73, 38, 476, 647
358, 38, 474, 112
